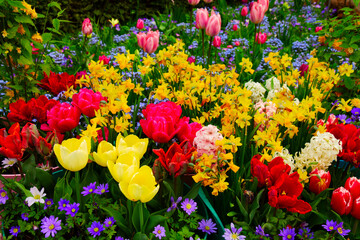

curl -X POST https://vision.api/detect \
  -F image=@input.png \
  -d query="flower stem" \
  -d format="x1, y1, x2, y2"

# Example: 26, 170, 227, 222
207, 36, 214, 67
75, 171, 81, 204
202, 29, 205, 65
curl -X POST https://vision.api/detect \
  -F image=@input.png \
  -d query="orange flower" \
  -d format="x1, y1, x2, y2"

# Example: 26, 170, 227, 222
31, 32, 43, 43
17, 24, 25, 35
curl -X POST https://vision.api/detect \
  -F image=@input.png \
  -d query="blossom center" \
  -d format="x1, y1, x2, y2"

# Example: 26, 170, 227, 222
89, 189, 93, 192
1, 192, 6, 197
158, 230, 162, 234
34, 194, 41, 200
94, 227, 99, 232
101, 189, 105, 193
338, 228, 343, 234
329, 226, 334, 230
49, 224, 55, 230
186, 203, 192, 209
287, 235, 292, 239
13, 228, 18, 233
72, 209, 76, 212
231, 233, 238, 239
108, 221, 112, 225
205, 226, 210, 230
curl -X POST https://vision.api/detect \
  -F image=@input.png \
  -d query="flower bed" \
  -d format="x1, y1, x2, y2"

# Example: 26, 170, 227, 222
0, 0, 360, 239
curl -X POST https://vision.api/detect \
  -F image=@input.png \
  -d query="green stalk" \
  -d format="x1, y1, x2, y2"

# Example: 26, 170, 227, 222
202, 29, 205, 65
75, 171, 81, 204
207, 36, 214, 67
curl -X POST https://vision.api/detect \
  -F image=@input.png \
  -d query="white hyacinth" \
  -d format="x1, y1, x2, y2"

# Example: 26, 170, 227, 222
294, 132, 342, 171
244, 80, 266, 103
265, 76, 281, 91
273, 148, 295, 172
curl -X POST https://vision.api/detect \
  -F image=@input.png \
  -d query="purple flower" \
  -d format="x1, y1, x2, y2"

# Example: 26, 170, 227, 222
0, 189, 9, 204
153, 225, 166, 239
44, 199, 54, 210
104, 217, 115, 227
335, 222, 351, 236
255, 225, 269, 237
81, 182, 97, 196
223, 223, 246, 240
279, 227, 296, 240
21, 213, 29, 221
115, 237, 129, 240
41, 215, 62, 238
167, 196, 182, 212
58, 198, 70, 211
181, 198, 197, 215
94, 183, 109, 195
10, 226, 20, 237
322, 220, 338, 232
87, 221, 105, 238
198, 219, 217, 234
65, 202, 80, 217
298, 227, 314, 239
351, 108, 360, 116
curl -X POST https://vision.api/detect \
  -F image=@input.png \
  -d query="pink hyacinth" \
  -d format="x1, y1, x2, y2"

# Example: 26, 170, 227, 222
193, 125, 223, 157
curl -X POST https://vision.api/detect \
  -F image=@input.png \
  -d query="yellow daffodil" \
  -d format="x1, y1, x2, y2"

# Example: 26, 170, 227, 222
119, 165, 159, 203
107, 152, 140, 183
109, 18, 119, 27
54, 137, 91, 172
116, 134, 148, 159
93, 141, 117, 167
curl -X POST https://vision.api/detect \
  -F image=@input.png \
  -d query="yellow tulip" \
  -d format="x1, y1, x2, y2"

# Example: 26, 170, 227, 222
107, 152, 140, 183
93, 141, 117, 167
54, 137, 91, 172
119, 165, 159, 203
116, 134, 149, 159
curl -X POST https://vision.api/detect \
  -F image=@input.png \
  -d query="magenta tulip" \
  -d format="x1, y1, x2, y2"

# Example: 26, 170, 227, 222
213, 36, 221, 47
82, 18, 93, 36
136, 19, 144, 30
255, 32, 267, 44
241, 6, 248, 16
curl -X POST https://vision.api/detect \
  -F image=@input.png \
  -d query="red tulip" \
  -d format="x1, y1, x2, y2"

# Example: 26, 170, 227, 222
44, 102, 81, 133
241, 6, 248, 16
99, 55, 110, 65
72, 88, 106, 118
82, 18, 93, 36
213, 36, 221, 47
250, 154, 270, 188
299, 64, 309, 77
196, 8, 209, 29
176, 117, 202, 145
331, 187, 353, 215
232, 24, 238, 31
21, 123, 52, 157
345, 177, 360, 199
255, 31, 267, 44
7, 99, 34, 123
38, 71, 77, 96
136, 19, 144, 30
250, 2, 266, 24
153, 140, 195, 177
30, 42, 39, 55
206, 11, 221, 37
308, 168, 331, 194
0, 123, 27, 160
351, 196, 360, 219
315, 26, 323, 32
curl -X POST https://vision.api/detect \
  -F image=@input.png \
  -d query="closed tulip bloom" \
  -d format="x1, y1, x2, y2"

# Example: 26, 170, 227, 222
258, 0, 269, 12
351, 196, 360, 219
331, 187, 353, 215
82, 18, 92, 36
107, 152, 140, 183
203, 0, 213, 2
119, 165, 159, 203
144, 30, 160, 54
256, 32, 267, 44
345, 176, 360, 199
206, 11, 221, 36
232, 24, 238, 31
46, 103, 81, 133
213, 36, 221, 47
308, 168, 331, 194
188, 0, 200, 5
116, 134, 149, 160
241, 6, 248, 16
136, 19, 144, 30
315, 26, 323, 32
54, 137, 91, 172
93, 141, 117, 167
196, 8, 209, 29
136, 32, 146, 49
72, 88, 106, 118
250, 2, 265, 24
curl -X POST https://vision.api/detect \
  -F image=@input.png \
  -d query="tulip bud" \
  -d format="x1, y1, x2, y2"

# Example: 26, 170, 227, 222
35, 137, 52, 157
258, 0, 269, 12
187, 56, 196, 64
196, 8, 209, 30
331, 187, 353, 215
241, 6, 248, 17
82, 18, 93, 37
315, 26, 323, 32
308, 168, 331, 194
188, 0, 200, 5
255, 32, 267, 44
136, 19, 144, 30
235, 41, 240, 46
299, 64, 309, 77
206, 11, 221, 37
213, 36, 221, 47
232, 24, 238, 31
345, 177, 360, 199
250, 2, 266, 24
98, 55, 110, 65
351, 196, 360, 219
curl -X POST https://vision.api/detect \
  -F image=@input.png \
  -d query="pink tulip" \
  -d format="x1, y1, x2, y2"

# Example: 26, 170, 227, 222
188, 0, 200, 5
137, 30, 160, 54
196, 8, 209, 29
256, 32, 267, 44
187, 56, 196, 64
136, 32, 147, 49
258, 0, 269, 12
82, 18, 93, 36
136, 19, 144, 30
204, 0, 213, 3
250, 2, 266, 24
206, 11, 221, 37
249, 2, 254, 11
315, 26, 323, 32
241, 6, 248, 16
234, 41, 240, 46
233, 24, 238, 31
99, 55, 110, 65
213, 36, 221, 47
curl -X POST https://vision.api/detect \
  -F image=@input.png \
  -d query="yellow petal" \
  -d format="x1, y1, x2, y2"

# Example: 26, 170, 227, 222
140, 184, 160, 203
59, 140, 88, 171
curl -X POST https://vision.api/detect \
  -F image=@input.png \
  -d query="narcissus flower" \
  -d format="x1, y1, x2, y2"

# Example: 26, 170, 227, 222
54, 137, 91, 172
119, 165, 159, 203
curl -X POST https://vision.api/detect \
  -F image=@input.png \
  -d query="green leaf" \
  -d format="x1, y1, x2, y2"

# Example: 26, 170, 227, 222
236, 196, 249, 221
184, 182, 201, 199
100, 205, 132, 235
227, 211, 238, 217
14, 182, 32, 197
351, 35, 360, 44
145, 215, 168, 233
249, 189, 264, 224
7, 0, 25, 8
21, 38, 32, 55
132, 202, 150, 233
133, 232, 148, 240
52, 18, 60, 31
53, 174, 73, 203
0, 12, 5, 17
14, 15, 35, 26
41, 63, 51, 76
18, 55, 34, 65
48, 1, 61, 9
344, 77, 355, 89
42, 33, 52, 43
7, 26, 18, 39
35, 168, 55, 194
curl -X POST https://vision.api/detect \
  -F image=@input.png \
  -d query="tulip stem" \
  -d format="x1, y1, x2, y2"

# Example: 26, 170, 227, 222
253, 24, 257, 57
207, 36, 214, 67
75, 171, 81, 204
202, 29, 205, 65
354, 219, 359, 235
